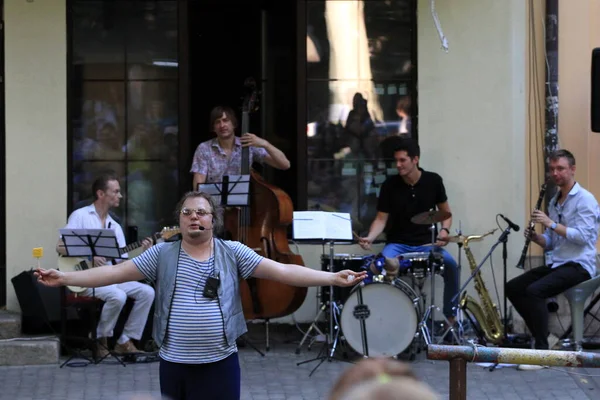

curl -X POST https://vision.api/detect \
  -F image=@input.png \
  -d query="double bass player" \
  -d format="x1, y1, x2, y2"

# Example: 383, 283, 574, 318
190, 105, 290, 188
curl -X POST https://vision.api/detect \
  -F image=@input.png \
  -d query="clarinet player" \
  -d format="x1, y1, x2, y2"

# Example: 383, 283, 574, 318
506, 149, 600, 371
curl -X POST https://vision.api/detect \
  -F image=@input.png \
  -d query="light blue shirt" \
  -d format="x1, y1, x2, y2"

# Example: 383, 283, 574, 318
542, 182, 600, 277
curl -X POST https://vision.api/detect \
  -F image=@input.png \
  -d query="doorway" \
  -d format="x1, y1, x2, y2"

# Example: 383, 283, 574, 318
187, 0, 301, 204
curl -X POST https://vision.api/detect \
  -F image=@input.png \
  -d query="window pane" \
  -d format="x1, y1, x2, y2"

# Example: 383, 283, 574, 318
307, 80, 412, 161
72, 1, 126, 80
364, 0, 414, 81
126, 2, 178, 80
127, 161, 179, 238
74, 82, 126, 161
126, 81, 178, 160
307, 0, 413, 81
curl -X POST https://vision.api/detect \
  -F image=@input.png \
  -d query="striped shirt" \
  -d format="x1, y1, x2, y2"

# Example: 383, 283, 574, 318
133, 240, 263, 364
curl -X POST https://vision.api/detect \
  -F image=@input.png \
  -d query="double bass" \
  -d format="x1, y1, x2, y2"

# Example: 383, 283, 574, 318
224, 78, 307, 321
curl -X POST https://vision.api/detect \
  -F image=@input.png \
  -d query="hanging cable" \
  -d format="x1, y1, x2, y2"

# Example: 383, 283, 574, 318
431, 0, 449, 52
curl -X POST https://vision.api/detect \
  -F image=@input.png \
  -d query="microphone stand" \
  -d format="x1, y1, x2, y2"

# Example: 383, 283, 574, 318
451, 226, 513, 306
451, 225, 514, 373
501, 228, 509, 340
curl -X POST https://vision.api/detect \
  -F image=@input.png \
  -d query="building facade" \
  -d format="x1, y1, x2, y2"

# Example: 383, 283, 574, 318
2, 0, 599, 331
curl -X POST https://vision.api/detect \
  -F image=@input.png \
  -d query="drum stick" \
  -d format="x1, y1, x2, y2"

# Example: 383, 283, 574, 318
352, 231, 361, 241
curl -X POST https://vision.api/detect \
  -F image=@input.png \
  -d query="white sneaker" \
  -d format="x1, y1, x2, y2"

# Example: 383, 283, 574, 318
548, 334, 560, 350
517, 364, 546, 371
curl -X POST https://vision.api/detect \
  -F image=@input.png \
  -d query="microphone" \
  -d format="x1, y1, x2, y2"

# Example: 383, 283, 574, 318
500, 214, 520, 232
197, 226, 206, 231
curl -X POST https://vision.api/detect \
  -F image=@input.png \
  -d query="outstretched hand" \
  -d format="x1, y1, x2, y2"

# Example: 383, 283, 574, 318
332, 269, 367, 287
34, 268, 66, 287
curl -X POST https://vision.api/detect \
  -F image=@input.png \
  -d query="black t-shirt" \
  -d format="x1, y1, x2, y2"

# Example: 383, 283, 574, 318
377, 169, 448, 246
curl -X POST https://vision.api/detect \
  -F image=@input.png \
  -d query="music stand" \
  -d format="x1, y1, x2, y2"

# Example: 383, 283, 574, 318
59, 228, 126, 367
199, 177, 265, 356
293, 211, 356, 377
198, 174, 250, 207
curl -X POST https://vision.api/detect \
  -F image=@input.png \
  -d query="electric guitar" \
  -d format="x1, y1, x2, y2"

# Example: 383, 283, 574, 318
58, 226, 180, 293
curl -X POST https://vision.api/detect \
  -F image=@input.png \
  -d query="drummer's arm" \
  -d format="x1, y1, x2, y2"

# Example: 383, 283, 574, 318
437, 202, 452, 240
365, 212, 388, 242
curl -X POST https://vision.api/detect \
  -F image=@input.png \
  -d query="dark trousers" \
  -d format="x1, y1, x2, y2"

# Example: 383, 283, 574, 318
159, 352, 241, 400
506, 262, 590, 349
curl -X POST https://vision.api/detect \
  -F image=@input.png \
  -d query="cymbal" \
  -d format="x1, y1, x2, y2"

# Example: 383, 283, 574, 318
410, 210, 452, 225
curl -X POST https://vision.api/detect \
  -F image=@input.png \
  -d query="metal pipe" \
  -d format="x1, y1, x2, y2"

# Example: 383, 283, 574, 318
427, 344, 600, 368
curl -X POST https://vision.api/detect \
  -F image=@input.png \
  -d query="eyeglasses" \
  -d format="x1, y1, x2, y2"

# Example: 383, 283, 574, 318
180, 208, 211, 217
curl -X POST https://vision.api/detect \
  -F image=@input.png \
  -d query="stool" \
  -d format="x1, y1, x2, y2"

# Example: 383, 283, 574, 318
563, 272, 600, 351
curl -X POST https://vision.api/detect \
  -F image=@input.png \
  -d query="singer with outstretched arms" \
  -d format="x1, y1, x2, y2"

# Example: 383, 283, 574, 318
39, 191, 366, 400
506, 149, 600, 371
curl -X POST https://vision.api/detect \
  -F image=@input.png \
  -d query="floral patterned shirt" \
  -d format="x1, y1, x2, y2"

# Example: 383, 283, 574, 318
190, 137, 267, 183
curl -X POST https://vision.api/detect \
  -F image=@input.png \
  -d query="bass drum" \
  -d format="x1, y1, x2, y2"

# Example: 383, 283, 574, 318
340, 279, 420, 357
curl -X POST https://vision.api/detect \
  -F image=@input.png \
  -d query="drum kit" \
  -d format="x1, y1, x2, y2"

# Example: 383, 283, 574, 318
296, 209, 466, 373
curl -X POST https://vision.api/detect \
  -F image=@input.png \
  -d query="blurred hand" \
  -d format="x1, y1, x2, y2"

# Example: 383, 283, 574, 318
34, 268, 66, 287
332, 270, 368, 287
524, 227, 539, 241
531, 210, 552, 228
358, 237, 372, 250
241, 133, 268, 148
141, 237, 153, 250
93, 257, 107, 268
435, 229, 449, 247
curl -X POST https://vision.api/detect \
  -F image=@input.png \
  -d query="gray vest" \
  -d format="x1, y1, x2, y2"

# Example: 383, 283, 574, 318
153, 239, 247, 347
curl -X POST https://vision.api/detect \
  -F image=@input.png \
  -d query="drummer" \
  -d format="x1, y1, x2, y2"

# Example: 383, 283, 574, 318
359, 138, 459, 328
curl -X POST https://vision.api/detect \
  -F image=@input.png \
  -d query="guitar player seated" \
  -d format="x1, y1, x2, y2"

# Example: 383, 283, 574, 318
56, 174, 154, 358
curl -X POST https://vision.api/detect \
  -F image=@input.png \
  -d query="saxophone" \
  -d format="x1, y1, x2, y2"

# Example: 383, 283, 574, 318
458, 230, 505, 345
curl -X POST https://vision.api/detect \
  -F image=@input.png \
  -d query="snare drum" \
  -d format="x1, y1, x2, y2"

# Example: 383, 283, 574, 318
399, 252, 444, 279
340, 279, 421, 357
320, 254, 366, 305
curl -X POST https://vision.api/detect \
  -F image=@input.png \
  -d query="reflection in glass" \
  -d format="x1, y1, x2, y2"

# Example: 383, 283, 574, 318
126, 1, 178, 80
74, 82, 126, 161
306, 0, 414, 232
71, 0, 180, 239
127, 161, 179, 238
72, 1, 126, 80
126, 81, 178, 160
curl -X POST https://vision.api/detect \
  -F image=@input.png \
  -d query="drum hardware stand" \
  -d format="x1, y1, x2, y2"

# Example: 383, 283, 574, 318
297, 241, 352, 377
453, 222, 466, 343
414, 212, 460, 348
295, 303, 326, 354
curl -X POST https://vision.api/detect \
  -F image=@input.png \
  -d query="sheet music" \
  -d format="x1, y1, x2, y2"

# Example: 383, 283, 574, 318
59, 229, 92, 256
198, 183, 223, 204
226, 175, 250, 206
59, 228, 121, 258
198, 174, 250, 206
292, 211, 353, 240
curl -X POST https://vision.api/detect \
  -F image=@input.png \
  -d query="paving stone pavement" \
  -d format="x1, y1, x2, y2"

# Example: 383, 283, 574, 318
0, 341, 599, 400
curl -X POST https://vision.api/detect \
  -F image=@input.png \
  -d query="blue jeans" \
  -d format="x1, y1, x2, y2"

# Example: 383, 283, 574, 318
382, 243, 459, 318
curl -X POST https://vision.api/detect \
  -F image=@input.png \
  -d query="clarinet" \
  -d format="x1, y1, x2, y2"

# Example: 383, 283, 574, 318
516, 182, 548, 269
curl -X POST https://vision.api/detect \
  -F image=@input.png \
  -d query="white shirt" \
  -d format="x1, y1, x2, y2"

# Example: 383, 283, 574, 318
61, 204, 126, 262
